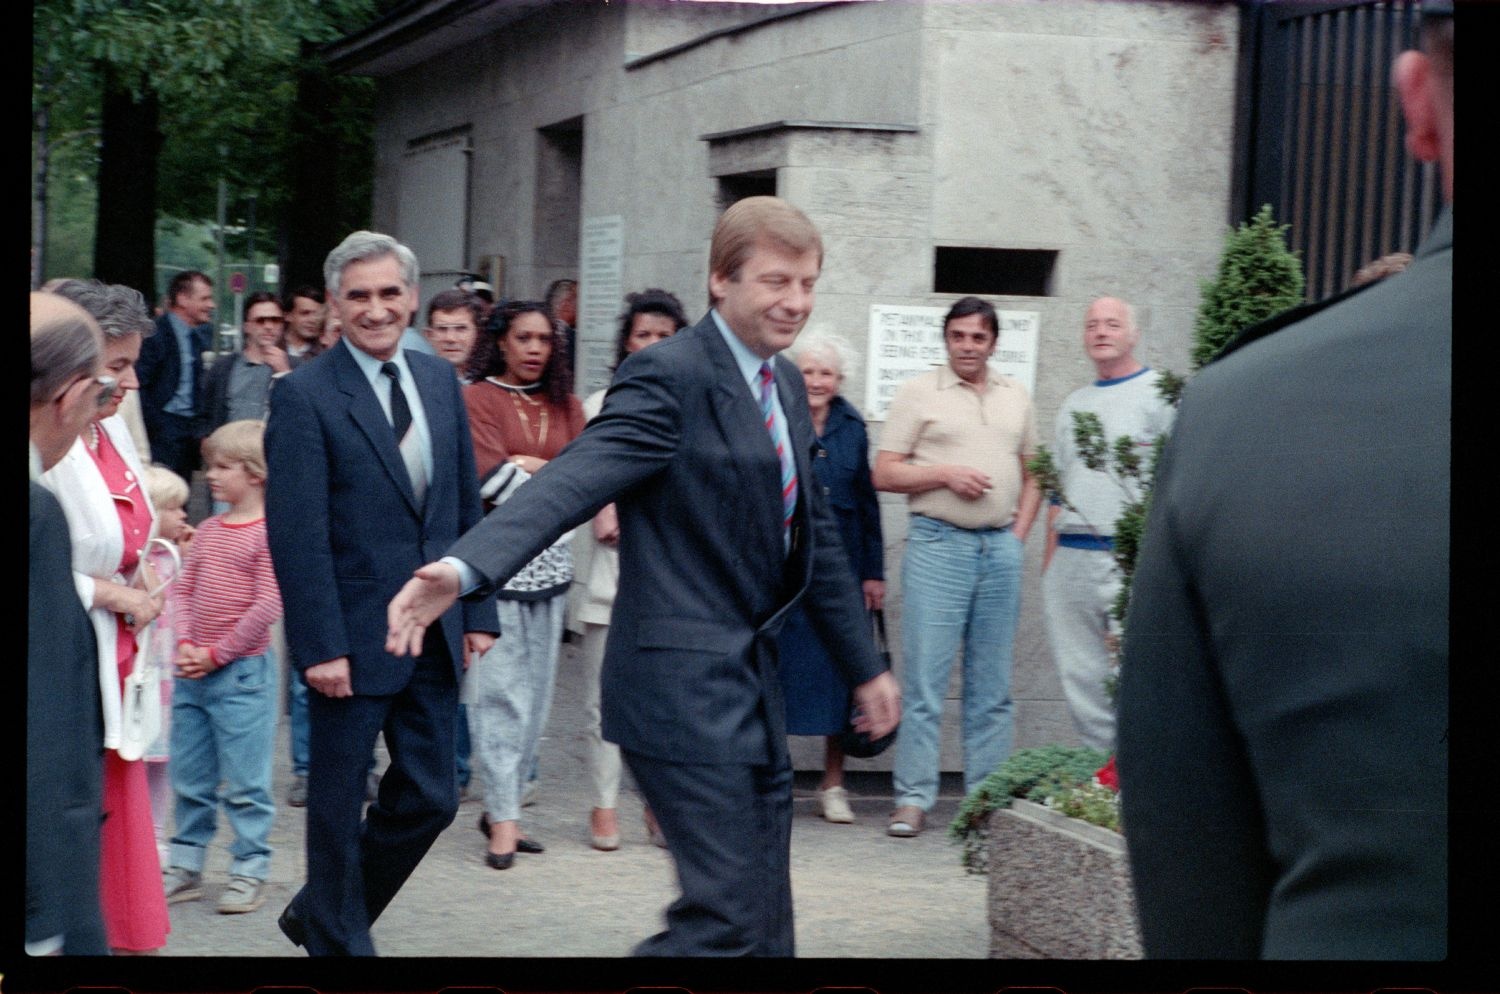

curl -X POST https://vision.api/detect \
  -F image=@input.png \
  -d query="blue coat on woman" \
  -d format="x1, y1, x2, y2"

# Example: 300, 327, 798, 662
778, 394, 884, 735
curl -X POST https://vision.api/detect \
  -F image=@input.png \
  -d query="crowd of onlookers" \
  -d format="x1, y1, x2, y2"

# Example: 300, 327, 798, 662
26, 232, 1178, 951
26, 8, 1450, 954
27, 262, 760, 951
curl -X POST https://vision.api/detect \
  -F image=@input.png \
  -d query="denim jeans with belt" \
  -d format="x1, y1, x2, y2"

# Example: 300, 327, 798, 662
891, 515, 1023, 811
169, 651, 278, 880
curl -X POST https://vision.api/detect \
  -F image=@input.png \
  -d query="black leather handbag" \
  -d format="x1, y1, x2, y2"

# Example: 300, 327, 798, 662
838, 609, 898, 759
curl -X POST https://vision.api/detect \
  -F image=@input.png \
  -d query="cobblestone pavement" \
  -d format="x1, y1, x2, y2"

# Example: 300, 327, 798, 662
157, 639, 989, 960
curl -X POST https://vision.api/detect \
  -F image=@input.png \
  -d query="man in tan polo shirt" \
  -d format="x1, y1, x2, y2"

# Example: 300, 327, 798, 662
873, 296, 1040, 837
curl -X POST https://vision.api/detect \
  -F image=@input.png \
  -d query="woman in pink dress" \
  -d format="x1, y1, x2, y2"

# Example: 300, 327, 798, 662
41, 280, 170, 954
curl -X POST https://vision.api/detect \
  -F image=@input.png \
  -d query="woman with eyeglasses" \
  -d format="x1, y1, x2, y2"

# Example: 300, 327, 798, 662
40, 280, 170, 954
460, 300, 588, 869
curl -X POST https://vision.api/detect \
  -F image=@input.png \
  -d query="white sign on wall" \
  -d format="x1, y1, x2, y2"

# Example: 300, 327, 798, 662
576, 215, 624, 398
864, 305, 1039, 422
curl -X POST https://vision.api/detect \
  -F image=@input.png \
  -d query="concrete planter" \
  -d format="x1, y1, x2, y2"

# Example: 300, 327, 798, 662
986, 799, 1143, 959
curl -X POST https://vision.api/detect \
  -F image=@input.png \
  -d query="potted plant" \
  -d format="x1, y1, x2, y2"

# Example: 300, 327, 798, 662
949, 745, 1139, 958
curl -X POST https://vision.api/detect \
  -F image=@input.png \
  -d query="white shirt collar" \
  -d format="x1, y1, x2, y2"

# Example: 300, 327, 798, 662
342, 337, 415, 387
710, 308, 777, 394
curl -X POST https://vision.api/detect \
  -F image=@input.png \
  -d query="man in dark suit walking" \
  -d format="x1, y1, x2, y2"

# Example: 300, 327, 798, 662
135, 270, 215, 481
265, 231, 497, 956
388, 197, 900, 956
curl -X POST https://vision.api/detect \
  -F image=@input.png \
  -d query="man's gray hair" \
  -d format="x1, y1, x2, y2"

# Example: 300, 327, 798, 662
324, 231, 420, 297
47, 279, 154, 341
31, 292, 103, 406
792, 331, 855, 377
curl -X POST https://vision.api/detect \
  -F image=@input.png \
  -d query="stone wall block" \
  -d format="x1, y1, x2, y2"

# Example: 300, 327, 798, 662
987, 799, 1142, 958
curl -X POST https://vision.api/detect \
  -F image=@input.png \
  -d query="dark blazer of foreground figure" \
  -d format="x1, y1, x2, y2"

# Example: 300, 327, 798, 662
28, 481, 107, 954
1117, 209, 1450, 959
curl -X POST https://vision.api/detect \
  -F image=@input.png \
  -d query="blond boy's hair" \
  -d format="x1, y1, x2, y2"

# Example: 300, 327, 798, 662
203, 419, 268, 481
143, 463, 190, 511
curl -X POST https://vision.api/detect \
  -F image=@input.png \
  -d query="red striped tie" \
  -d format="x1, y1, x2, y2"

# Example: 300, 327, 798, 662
758, 362, 798, 539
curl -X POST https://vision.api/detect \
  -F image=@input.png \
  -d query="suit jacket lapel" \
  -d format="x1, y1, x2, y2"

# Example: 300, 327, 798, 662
332, 342, 421, 516
699, 320, 783, 553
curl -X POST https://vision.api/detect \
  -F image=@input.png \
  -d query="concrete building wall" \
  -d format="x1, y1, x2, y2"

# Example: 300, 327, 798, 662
360, 0, 1240, 777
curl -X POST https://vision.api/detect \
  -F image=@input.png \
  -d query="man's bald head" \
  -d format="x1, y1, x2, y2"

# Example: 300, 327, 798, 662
1083, 296, 1142, 379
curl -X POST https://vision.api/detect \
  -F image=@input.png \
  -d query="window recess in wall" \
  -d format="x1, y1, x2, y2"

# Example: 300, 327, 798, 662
716, 170, 777, 214
933, 247, 1058, 297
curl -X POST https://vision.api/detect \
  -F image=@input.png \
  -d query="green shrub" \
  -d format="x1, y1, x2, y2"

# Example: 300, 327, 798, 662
949, 745, 1111, 873
1192, 204, 1305, 368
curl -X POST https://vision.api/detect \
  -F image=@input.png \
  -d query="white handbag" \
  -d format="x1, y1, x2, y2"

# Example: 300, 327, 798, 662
116, 537, 180, 762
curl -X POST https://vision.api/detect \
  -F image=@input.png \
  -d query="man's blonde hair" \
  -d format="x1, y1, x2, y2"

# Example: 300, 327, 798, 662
203, 420, 268, 480
708, 196, 822, 301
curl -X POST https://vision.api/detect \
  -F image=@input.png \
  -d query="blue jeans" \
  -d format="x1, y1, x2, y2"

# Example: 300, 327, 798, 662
288, 663, 309, 777
169, 651, 278, 879
892, 515, 1023, 811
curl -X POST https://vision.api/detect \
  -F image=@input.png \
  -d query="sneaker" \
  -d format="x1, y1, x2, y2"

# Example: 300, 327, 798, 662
287, 775, 308, 808
162, 866, 203, 904
818, 785, 855, 824
887, 805, 924, 838
216, 875, 266, 914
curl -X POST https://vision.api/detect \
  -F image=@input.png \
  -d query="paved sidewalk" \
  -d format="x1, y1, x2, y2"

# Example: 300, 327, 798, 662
157, 639, 988, 959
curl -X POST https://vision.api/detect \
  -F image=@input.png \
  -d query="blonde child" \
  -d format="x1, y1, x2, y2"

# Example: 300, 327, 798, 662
141, 465, 194, 866
161, 421, 283, 915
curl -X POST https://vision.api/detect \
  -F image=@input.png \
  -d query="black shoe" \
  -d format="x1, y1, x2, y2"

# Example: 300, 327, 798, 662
477, 813, 490, 838
515, 837, 545, 854
485, 850, 515, 870
277, 902, 307, 947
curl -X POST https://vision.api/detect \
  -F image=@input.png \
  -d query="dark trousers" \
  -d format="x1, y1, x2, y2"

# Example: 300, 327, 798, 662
624, 749, 794, 957
290, 645, 458, 956
147, 411, 200, 482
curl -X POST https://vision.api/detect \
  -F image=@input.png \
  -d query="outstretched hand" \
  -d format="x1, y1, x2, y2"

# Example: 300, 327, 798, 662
851, 670, 901, 739
386, 562, 462, 657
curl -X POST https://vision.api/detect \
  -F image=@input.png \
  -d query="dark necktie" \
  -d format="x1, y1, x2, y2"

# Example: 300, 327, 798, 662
381, 361, 426, 505
381, 361, 412, 438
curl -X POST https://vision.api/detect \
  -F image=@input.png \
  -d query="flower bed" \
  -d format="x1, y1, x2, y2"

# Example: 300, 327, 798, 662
949, 746, 1141, 959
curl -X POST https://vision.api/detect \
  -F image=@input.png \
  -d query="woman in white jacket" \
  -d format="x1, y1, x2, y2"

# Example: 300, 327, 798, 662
41, 280, 169, 954
566, 289, 687, 851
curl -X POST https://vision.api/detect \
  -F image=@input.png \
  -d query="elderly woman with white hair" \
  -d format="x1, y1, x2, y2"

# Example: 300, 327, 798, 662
776, 332, 885, 823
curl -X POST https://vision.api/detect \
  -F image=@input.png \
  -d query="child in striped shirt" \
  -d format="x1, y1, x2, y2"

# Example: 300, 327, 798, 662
162, 420, 283, 916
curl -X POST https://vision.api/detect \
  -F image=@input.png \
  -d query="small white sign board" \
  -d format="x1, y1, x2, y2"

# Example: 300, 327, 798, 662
863, 305, 1039, 421
576, 215, 624, 398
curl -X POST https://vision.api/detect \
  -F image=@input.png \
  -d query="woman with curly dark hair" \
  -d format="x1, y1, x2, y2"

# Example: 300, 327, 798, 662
461, 301, 586, 869
566, 288, 688, 851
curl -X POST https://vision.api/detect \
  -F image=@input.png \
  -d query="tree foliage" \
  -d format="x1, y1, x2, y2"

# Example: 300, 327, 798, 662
32, 0, 382, 291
